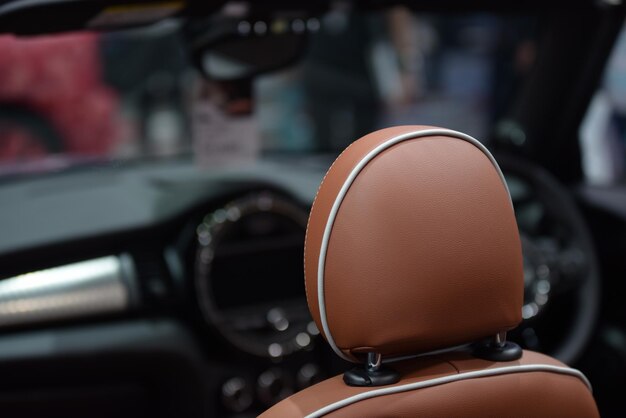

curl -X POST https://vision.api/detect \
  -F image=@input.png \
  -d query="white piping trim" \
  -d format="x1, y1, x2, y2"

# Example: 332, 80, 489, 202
304, 364, 591, 418
317, 128, 512, 361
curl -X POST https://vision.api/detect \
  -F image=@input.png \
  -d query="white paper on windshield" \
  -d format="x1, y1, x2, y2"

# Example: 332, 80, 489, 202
192, 99, 261, 168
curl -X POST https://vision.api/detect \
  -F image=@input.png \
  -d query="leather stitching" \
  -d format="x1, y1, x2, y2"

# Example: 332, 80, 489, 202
303, 137, 363, 321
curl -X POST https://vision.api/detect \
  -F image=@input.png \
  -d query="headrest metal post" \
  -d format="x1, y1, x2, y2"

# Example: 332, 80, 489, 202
472, 331, 522, 362
494, 331, 507, 348
343, 352, 400, 387
366, 352, 382, 372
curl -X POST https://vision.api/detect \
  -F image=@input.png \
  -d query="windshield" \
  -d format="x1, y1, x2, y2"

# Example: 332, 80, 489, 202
0, 10, 538, 179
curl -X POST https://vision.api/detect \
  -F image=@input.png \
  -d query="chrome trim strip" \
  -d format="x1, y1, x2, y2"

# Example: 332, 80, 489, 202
317, 128, 511, 361
305, 364, 592, 418
0, 256, 132, 327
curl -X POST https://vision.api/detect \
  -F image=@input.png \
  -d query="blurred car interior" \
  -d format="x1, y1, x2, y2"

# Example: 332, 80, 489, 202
0, 0, 625, 417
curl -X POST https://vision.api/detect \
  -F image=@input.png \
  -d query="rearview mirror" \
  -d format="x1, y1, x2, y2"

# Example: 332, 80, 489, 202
189, 18, 307, 81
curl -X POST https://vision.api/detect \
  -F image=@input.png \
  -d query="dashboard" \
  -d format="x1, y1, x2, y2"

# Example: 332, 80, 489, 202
0, 155, 600, 417
0, 157, 337, 418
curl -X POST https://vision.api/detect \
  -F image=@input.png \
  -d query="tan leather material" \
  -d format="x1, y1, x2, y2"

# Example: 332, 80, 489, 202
304, 126, 434, 349
260, 354, 457, 418
260, 351, 599, 418
324, 369, 598, 418
445, 348, 567, 373
304, 126, 523, 360
273, 126, 599, 418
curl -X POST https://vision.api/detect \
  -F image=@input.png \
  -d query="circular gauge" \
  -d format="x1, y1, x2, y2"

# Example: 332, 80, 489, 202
194, 192, 318, 358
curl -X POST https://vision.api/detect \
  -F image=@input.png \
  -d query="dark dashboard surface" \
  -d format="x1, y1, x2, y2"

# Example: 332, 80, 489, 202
0, 156, 335, 418
0, 157, 326, 258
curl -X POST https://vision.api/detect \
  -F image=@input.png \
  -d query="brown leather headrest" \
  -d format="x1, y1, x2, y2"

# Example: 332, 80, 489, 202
304, 126, 523, 362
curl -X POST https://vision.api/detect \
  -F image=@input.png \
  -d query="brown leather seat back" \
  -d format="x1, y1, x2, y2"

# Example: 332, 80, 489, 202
262, 126, 598, 417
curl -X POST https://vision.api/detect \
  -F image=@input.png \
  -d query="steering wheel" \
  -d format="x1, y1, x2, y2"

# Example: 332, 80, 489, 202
497, 154, 600, 364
